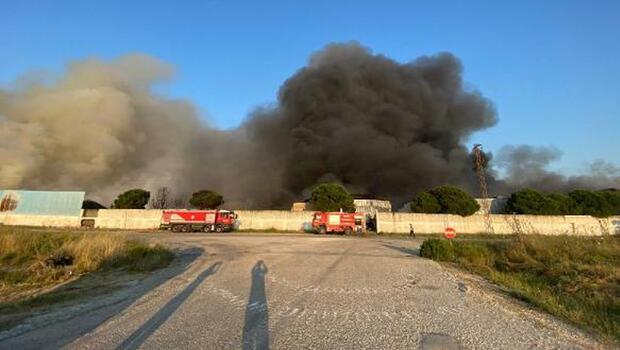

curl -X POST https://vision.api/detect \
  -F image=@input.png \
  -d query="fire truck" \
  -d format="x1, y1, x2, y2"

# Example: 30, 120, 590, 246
161, 209, 237, 233
311, 211, 366, 235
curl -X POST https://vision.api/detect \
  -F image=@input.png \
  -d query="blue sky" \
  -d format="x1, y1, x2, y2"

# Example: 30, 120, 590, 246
2, 0, 619, 174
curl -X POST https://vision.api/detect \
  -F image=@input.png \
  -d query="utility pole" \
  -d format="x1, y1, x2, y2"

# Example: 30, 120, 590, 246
472, 144, 494, 234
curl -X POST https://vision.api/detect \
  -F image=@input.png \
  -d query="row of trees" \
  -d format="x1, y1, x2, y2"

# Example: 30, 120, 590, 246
99, 184, 620, 218
109, 188, 224, 209
409, 186, 620, 218
505, 188, 620, 217
105, 183, 356, 211
309, 183, 483, 217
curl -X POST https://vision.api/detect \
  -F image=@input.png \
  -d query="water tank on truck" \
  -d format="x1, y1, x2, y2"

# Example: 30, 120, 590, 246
161, 209, 237, 233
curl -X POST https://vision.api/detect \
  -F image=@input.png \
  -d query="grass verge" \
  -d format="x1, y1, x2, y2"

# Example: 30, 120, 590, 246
420, 234, 619, 344
0, 226, 174, 305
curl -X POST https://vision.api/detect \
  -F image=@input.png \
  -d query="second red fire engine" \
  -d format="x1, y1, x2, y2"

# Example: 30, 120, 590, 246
311, 211, 366, 235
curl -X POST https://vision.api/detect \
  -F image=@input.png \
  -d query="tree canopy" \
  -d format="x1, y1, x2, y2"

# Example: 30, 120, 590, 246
112, 189, 150, 209
505, 188, 620, 217
410, 185, 479, 216
429, 185, 480, 216
309, 183, 355, 212
189, 190, 224, 209
505, 189, 566, 215
410, 191, 441, 213
568, 190, 616, 217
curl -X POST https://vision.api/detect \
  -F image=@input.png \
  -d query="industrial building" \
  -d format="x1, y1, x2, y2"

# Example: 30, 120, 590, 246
290, 195, 392, 214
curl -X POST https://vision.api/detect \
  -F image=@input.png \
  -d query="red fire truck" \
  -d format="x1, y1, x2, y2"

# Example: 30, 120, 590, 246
311, 211, 366, 235
161, 209, 237, 233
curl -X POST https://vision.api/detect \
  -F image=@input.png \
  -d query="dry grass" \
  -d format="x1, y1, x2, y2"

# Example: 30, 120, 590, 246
420, 234, 620, 344
0, 226, 173, 303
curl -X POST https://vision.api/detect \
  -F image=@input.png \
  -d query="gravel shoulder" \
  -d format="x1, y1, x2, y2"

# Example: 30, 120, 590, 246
0, 233, 602, 349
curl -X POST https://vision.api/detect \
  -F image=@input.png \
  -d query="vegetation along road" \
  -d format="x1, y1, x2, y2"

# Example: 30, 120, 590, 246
0, 231, 606, 349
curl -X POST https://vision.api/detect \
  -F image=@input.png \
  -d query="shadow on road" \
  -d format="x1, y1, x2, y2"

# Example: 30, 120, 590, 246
381, 243, 420, 257
117, 261, 222, 350
242, 260, 269, 350
0, 247, 205, 350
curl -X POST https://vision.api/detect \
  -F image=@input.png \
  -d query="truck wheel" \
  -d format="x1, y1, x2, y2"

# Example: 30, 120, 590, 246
215, 225, 224, 233
203, 225, 212, 233
344, 227, 353, 235
318, 226, 327, 234
172, 225, 182, 232
181, 225, 191, 233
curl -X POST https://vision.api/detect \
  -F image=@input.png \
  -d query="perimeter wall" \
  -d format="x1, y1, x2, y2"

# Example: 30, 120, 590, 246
377, 212, 620, 236
0, 213, 81, 227
87, 209, 314, 231
1, 209, 619, 236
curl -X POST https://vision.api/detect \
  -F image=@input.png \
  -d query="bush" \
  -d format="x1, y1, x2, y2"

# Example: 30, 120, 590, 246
189, 190, 223, 209
419, 238, 455, 261
410, 191, 441, 213
429, 185, 480, 216
309, 183, 355, 212
112, 189, 150, 209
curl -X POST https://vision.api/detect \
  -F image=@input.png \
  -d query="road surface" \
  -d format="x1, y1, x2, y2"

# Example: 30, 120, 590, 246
0, 233, 599, 349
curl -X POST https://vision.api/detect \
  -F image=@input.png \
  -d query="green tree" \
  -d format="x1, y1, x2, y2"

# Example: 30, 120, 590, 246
505, 189, 557, 215
112, 189, 150, 209
410, 191, 441, 213
546, 193, 576, 215
505, 189, 620, 217
600, 189, 620, 215
568, 190, 614, 217
189, 190, 224, 209
309, 183, 355, 212
429, 185, 480, 216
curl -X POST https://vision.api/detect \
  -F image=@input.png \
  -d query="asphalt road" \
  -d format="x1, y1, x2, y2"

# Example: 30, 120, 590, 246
0, 233, 599, 349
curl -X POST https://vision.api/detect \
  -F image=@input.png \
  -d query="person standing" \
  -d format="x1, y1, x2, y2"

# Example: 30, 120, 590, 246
409, 224, 415, 238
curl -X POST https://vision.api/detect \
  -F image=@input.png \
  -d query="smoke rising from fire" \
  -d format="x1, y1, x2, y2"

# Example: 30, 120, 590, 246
1, 43, 618, 207
494, 145, 620, 192
0, 55, 210, 203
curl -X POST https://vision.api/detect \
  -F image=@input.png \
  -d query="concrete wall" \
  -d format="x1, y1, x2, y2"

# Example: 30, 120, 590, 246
89, 209, 314, 231
0, 213, 81, 228
92, 209, 164, 229
2, 208, 619, 236
235, 210, 314, 231
377, 212, 620, 236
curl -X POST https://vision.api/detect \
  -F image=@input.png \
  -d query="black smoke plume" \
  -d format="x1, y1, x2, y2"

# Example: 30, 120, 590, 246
1, 43, 618, 208
240, 43, 497, 206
